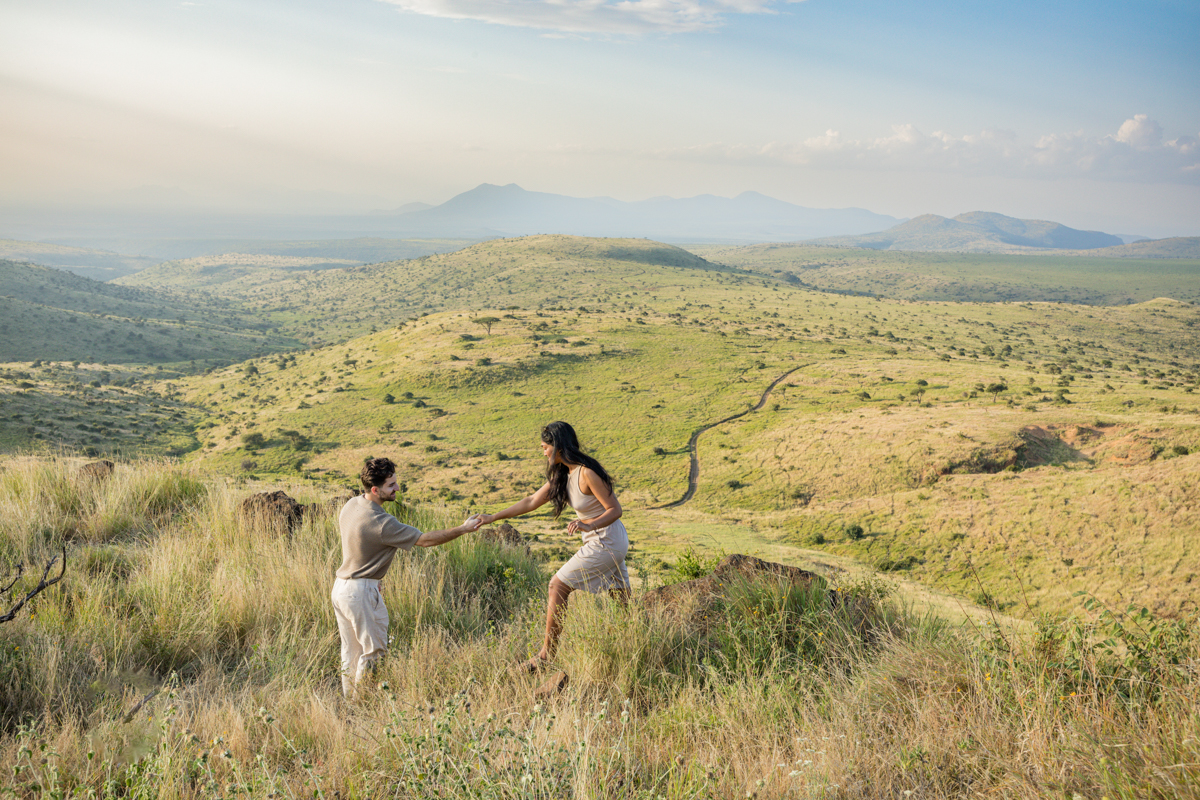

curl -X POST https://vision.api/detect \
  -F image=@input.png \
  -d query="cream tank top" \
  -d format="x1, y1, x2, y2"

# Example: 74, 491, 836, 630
567, 467, 628, 549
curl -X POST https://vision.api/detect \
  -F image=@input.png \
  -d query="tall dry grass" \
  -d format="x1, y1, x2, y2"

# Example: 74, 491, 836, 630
0, 457, 1197, 798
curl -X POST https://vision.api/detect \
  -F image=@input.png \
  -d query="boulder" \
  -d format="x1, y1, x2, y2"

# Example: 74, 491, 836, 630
239, 490, 306, 534
480, 522, 530, 554
78, 460, 115, 481
641, 553, 830, 627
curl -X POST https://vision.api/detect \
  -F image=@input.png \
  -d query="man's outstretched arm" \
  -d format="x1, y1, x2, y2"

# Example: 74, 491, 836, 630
414, 515, 482, 548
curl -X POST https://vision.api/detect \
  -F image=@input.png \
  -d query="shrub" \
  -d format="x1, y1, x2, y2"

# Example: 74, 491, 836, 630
664, 547, 720, 584
844, 522, 865, 540
241, 432, 267, 449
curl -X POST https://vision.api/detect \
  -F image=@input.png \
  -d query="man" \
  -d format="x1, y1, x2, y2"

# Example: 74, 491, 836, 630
332, 457, 481, 697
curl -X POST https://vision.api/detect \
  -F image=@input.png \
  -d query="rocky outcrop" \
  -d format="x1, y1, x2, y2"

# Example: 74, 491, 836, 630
239, 490, 307, 534
480, 522, 529, 554
78, 460, 115, 481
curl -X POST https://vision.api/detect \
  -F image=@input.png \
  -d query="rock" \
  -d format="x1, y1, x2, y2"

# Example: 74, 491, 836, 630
239, 490, 306, 534
78, 460, 115, 481
641, 553, 830, 627
480, 522, 530, 554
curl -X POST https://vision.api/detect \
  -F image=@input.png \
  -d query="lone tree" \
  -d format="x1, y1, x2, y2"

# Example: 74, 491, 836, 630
987, 382, 1009, 403
471, 317, 501, 336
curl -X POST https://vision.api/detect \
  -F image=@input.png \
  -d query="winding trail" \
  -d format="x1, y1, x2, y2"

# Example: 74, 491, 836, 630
654, 364, 811, 509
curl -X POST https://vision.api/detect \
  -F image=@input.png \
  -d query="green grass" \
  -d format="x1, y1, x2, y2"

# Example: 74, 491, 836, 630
0, 458, 1197, 798
0, 259, 300, 365
686, 243, 1200, 304
5, 235, 1200, 619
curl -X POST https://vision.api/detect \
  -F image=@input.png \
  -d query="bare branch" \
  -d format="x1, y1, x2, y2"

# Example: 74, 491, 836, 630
1, 563, 24, 597
121, 688, 161, 724
0, 546, 67, 624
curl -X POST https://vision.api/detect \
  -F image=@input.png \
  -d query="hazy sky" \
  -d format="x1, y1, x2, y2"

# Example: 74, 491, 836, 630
2, 0, 1198, 236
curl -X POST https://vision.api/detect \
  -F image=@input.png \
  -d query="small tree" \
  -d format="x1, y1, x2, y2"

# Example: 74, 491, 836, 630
987, 382, 1009, 403
471, 317, 501, 336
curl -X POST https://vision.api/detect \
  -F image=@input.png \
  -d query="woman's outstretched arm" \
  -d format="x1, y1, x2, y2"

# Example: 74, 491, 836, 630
566, 468, 622, 534
477, 482, 553, 525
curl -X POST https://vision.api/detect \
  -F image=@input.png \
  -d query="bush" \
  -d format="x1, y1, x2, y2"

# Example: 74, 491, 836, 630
844, 522, 865, 540
241, 432, 267, 449
876, 554, 920, 572
663, 547, 720, 584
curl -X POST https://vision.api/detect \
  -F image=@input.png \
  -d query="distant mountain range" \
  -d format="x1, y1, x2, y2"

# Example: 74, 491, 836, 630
805, 212, 1127, 252
379, 183, 904, 242
2, 185, 903, 250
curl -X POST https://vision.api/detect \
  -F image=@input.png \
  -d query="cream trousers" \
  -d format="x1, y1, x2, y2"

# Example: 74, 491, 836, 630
331, 577, 389, 698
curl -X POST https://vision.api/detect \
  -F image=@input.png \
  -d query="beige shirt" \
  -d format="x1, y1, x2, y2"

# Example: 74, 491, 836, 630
335, 495, 421, 580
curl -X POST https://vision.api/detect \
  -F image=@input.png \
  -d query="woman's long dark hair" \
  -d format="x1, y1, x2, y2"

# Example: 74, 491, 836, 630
542, 421, 613, 519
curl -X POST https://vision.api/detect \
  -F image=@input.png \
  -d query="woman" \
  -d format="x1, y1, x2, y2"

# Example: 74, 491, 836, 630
477, 421, 630, 672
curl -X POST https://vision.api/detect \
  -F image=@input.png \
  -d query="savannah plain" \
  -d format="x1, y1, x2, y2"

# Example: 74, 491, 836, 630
2, 235, 1199, 798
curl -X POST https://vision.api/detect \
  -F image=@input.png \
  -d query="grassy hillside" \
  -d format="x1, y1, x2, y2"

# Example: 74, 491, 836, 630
115, 253, 364, 291
0, 239, 156, 281
0, 259, 301, 364
6, 235, 1200, 619
687, 243, 1200, 304
132, 235, 1198, 617
0, 458, 1195, 799
1062, 235, 1200, 258
0, 362, 199, 457
117, 235, 738, 346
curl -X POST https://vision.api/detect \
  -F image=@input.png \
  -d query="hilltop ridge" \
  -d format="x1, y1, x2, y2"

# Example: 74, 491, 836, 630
805, 211, 1123, 252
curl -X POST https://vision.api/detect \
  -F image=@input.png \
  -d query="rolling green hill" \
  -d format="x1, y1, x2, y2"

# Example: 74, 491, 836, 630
0, 259, 300, 364
1063, 236, 1200, 258
142, 236, 1199, 618
5, 234, 1200, 619
686, 243, 1200, 304
118, 235, 740, 346
0, 239, 157, 281
803, 211, 1122, 252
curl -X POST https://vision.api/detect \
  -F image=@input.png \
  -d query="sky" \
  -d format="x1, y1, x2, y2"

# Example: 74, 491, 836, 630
2, 0, 1198, 237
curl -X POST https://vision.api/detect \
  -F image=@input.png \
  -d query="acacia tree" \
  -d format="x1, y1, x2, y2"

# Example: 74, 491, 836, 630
471, 317, 501, 336
987, 382, 1009, 403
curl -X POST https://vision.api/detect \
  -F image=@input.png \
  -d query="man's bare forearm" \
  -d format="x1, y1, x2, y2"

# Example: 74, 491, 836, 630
415, 518, 480, 548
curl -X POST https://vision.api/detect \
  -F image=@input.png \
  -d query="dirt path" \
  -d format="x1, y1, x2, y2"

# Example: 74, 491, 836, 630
654, 364, 810, 509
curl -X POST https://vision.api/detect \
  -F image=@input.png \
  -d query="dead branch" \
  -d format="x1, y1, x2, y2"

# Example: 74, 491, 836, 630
1, 563, 23, 597
0, 546, 67, 624
121, 688, 161, 724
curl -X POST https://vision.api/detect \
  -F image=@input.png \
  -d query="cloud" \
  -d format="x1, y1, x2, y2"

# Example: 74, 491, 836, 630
378, 0, 793, 35
644, 116, 1200, 184
1115, 114, 1163, 148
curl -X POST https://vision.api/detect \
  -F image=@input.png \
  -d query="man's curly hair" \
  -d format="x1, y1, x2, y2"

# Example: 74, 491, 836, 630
360, 457, 397, 492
